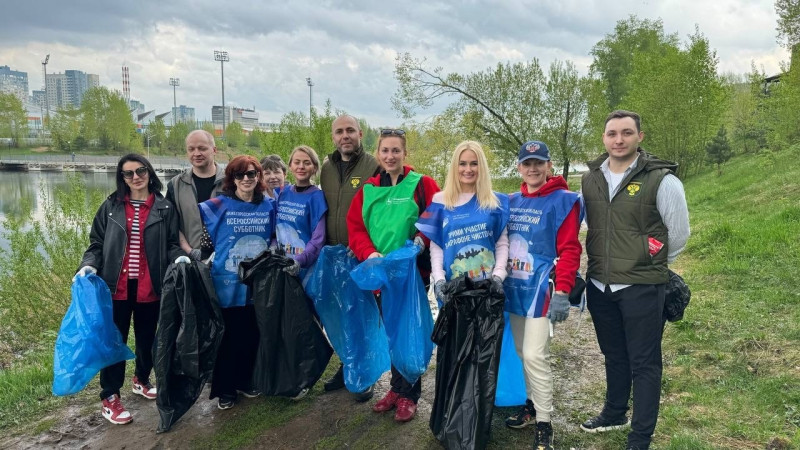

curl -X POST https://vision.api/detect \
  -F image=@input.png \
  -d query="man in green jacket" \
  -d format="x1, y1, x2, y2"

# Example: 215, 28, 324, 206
580, 110, 690, 450
319, 114, 379, 401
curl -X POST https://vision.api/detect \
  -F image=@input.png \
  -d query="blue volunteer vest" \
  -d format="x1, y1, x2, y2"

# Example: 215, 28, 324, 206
503, 189, 580, 318
199, 195, 275, 308
275, 185, 327, 258
416, 193, 509, 281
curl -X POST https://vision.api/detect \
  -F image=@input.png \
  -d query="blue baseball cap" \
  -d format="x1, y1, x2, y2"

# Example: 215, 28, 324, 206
518, 140, 550, 163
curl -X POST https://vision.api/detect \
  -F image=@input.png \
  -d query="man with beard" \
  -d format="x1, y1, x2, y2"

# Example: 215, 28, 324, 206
319, 114, 379, 402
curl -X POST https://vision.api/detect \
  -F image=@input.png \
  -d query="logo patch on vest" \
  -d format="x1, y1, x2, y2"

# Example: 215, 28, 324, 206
625, 182, 642, 197
350, 177, 361, 189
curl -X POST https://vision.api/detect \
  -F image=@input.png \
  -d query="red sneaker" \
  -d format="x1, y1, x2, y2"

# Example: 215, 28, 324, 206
101, 394, 133, 425
394, 397, 417, 422
132, 376, 157, 400
372, 390, 400, 412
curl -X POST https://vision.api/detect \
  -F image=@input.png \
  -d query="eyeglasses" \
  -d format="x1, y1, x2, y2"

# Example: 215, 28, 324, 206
121, 167, 149, 179
380, 129, 406, 136
234, 170, 259, 180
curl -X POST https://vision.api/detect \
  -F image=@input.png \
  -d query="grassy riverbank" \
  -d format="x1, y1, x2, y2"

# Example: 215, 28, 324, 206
0, 147, 798, 448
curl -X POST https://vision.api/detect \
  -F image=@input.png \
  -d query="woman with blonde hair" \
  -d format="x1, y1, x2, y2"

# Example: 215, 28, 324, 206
274, 145, 327, 282
416, 140, 509, 298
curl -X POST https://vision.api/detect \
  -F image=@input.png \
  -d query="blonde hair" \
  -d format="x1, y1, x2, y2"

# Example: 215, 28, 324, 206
442, 140, 499, 210
288, 145, 321, 182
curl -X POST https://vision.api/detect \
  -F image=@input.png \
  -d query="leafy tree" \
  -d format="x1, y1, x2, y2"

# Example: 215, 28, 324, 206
48, 105, 81, 151
618, 27, 726, 176
79, 87, 138, 152
166, 122, 190, 155
404, 110, 465, 184
0, 92, 28, 147
394, 53, 548, 168
146, 118, 167, 154
541, 60, 592, 176
706, 126, 733, 175
248, 129, 264, 149
721, 70, 767, 154
776, 0, 800, 49
225, 121, 245, 149
589, 16, 679, 111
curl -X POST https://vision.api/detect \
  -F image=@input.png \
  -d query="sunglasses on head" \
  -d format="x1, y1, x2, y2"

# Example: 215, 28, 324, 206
380, 129, 406, 136
234, 170, 259, 180
121, 167, 149, 179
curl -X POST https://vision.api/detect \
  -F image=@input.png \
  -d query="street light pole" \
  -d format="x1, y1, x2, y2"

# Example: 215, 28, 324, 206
306, 77, 313, 127
214, 50, 230, 137
169, 78, 180, 127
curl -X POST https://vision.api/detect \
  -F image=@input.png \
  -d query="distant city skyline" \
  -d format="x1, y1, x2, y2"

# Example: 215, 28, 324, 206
0, 1, 790, 127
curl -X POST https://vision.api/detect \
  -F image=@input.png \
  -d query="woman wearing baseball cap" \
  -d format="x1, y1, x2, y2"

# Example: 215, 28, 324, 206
502, 140, 583, 450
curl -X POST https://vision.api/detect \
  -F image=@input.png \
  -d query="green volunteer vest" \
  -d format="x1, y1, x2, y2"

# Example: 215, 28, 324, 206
362, 171, 422, 255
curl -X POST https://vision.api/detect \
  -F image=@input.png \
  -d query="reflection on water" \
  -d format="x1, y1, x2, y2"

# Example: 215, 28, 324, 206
0, 171, 171, 251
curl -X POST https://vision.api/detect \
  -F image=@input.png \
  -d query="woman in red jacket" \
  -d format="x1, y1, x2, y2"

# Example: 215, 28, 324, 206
346, 128, 440, 422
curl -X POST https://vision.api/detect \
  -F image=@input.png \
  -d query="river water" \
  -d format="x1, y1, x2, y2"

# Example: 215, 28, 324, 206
0, 171, 169, 251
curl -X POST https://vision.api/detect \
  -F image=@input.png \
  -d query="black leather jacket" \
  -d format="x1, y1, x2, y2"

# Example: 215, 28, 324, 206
79, 192, 184, 296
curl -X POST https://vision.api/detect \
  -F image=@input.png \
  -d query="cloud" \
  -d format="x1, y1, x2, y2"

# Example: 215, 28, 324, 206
0, 0, 788, 127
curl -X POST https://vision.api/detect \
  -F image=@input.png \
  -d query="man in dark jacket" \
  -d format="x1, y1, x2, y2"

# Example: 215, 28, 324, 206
166, 130, 225, 261
319, 114, 379, 401
580, 110, 690, 450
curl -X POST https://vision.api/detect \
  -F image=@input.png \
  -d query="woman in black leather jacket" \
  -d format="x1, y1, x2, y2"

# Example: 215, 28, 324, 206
76, 153, 184, 425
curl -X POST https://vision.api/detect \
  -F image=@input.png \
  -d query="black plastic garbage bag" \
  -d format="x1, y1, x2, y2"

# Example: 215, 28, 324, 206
664, 269, 691, 322
429, 276, 505, 450
239, 250, 333, 397
155, 261, 225, 433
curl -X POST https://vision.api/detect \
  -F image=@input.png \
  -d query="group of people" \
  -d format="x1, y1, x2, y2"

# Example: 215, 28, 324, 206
74, 109, 689, 450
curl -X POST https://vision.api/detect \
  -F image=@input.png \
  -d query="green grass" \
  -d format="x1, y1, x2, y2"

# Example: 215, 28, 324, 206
1, 147, 799, 448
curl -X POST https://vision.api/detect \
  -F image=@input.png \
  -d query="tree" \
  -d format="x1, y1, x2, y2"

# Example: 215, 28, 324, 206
776, 0, 800, 49
706, 126, 733, 175
0, 92, 28, 147
615, 26, 726, 176
225, 121, 245, 149
79, 87, 138, 151
146, 118, 167, 154
395, 53, 557, 168
166, 122, 190, 155
541, 60, 592, 176
48, 105, 81, 151
589, 16, 679, 111
405, 110, 465, 183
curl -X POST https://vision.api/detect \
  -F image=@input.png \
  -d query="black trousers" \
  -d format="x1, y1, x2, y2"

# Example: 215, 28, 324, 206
375, 291, 423, 403
586, 282, 665, 449
210, 304, 259, 400
99, 279, 160, 400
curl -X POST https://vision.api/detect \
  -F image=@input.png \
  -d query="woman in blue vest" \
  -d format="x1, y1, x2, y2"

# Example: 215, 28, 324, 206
502, 141, 583, 450
275, 145, 327, 283
416, 140, 509, 295
199, 155, 276, 410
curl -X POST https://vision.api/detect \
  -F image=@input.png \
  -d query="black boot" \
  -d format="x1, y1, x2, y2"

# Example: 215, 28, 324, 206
323, 364, 345, 392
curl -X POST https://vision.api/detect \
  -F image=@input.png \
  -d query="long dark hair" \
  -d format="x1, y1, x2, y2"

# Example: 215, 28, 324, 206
114, 153, 162, 202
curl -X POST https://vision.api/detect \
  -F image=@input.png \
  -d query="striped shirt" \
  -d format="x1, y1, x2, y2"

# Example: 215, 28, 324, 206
128, 199, 145, 279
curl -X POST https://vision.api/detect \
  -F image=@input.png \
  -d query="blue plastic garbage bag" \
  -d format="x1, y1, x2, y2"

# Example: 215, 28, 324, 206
305, 245, 390, 393
53, 274, 134, 396
350, 241, 434, 385
494, 312, 527, 406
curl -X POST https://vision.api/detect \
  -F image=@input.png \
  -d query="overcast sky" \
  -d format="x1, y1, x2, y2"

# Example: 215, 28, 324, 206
1, 0, 789, 127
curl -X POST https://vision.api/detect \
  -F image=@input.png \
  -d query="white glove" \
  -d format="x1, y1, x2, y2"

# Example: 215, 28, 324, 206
73, 266, 97, 282
413, 235, 425, 251
175, 256, 191, 264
